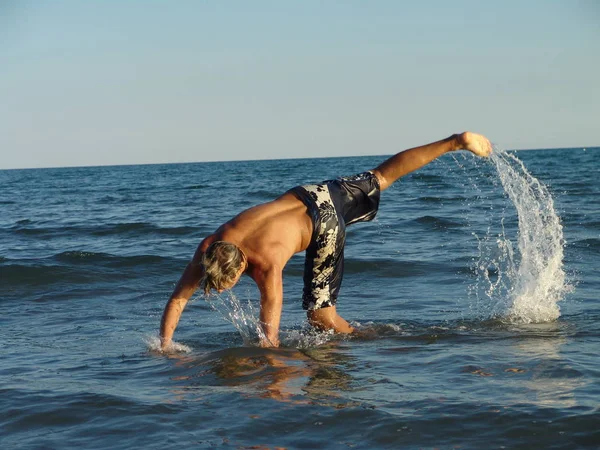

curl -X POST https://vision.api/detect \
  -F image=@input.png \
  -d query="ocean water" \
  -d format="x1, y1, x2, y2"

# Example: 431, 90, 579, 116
1, 147, 599, 449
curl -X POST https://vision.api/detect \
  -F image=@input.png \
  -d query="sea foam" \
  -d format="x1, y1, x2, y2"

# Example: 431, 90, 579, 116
145, 335, 192, 353
207, 291, 338, 348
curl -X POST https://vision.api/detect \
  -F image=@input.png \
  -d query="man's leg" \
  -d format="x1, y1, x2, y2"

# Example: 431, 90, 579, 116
371, 132, 492, 191
307, 306, 354, 334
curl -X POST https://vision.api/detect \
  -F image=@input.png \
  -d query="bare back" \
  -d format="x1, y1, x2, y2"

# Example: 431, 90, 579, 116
198, 192, 313, 275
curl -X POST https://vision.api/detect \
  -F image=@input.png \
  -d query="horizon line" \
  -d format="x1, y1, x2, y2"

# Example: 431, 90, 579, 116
2, 145, 597, 171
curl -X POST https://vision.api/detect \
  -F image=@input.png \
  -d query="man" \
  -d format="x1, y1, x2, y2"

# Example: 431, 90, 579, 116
160, 132, 492, 350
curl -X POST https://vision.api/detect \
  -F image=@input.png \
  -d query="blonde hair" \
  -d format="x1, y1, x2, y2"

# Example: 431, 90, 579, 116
201, 241, 245, 294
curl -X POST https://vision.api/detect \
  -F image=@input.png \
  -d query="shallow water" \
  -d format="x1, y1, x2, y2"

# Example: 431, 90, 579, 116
1, 148, 599, 449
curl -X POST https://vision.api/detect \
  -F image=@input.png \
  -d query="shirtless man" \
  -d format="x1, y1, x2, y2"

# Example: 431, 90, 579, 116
160, 132, 492, 350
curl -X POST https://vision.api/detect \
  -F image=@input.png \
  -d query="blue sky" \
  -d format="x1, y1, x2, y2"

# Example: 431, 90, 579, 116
1, 0, 598, 169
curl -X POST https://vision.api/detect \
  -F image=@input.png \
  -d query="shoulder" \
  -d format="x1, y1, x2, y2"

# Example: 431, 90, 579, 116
192, 235, 217, 263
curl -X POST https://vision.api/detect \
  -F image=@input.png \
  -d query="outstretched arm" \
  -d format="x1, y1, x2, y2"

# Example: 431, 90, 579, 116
159, 261, 204, 350
372, 132, 492, 191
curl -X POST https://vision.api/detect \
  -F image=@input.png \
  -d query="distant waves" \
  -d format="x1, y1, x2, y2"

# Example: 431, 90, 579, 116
0, 252, 182, 290
5, 221, 203, 238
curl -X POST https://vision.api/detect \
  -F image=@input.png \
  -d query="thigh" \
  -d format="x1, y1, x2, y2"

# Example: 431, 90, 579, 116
301, 193, 346, 310
331, 171, 381, 226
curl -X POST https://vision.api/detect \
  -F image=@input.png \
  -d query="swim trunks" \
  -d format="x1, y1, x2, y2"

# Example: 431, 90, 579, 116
289, 171, 381, 310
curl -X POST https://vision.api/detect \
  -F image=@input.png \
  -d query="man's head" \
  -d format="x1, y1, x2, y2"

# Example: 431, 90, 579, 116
201, 241, 247, 294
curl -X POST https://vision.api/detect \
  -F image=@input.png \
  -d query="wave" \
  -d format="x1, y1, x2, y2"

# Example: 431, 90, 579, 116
414, 215, 466, 229
249, 189, 278, 199
52, 251, 166, 265
284, 257, 467, 278
2, 389, 179, 435
410, 173, 446, 183
343, 257, 463, 277
0, 252, 181, 288
183, 184, 211, 190
582, 220, 600, 231
93, 222, 165, 236
0, 264, 95, 286
54, 250, 113, 261
572, 238, 600, 252
7, 222, 201, 238
416, 195, 468, 204
53, 251, 174, 268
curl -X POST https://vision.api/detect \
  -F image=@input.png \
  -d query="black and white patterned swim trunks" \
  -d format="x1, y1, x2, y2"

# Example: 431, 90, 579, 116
288, 171, 381, 310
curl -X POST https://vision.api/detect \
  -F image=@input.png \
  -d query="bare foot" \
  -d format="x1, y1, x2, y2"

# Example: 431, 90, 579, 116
456, 132, 492, 157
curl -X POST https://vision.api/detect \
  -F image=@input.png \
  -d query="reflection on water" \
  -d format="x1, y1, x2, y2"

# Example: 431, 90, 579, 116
507, 321, 586, 409
161, 317, 590, 416
167, 344, 359, 407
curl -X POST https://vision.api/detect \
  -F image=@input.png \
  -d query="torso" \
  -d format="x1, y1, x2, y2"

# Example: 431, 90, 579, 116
197, 192, 313, 277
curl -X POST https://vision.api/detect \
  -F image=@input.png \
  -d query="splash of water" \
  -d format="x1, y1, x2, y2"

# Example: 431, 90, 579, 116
472, 147, 569, 323
145, 335, 191, 353
282, 327, 337, 348
206, 291, 268, 346
207, 291, 337, 348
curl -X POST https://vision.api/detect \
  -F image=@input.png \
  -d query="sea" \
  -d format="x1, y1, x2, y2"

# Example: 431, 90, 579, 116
1, 146, 598, 449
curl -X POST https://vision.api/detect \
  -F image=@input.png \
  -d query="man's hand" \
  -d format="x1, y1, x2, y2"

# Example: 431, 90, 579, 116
160, 337, 172, 352
455, 132, 492, 158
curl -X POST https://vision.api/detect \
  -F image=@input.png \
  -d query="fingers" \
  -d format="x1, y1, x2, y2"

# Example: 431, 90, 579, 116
479, 138, 493, 157
463, 132, 492, 158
